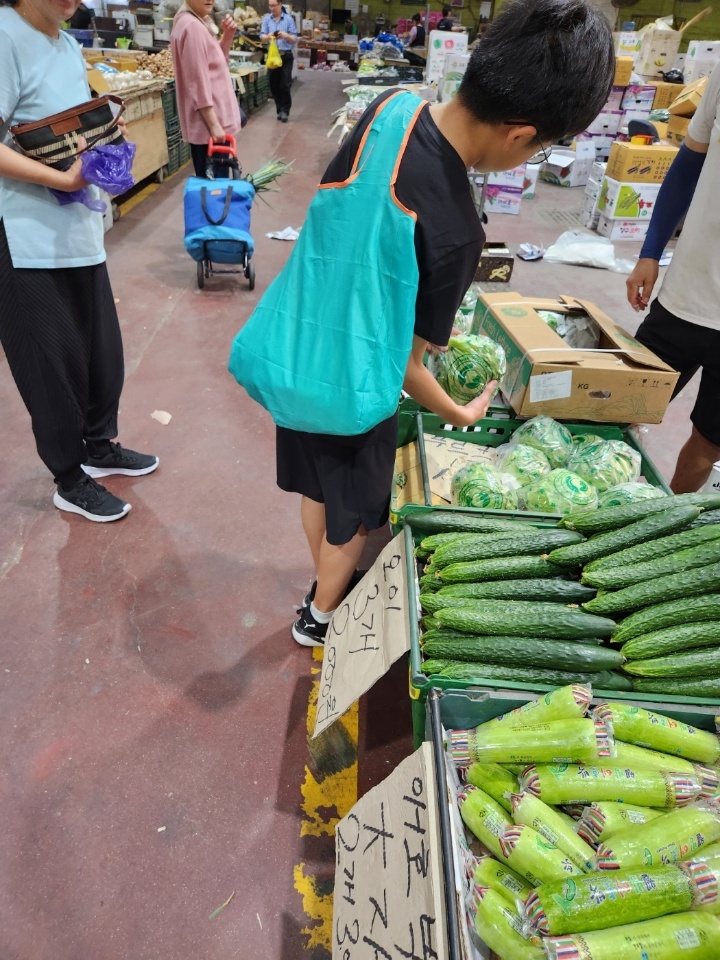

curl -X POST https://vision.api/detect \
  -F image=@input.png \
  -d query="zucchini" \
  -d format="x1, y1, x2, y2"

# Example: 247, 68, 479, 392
611, 594, 720, 645
548, 505, 701, 569
624, 647, 720, 678
584, 523, 720, 573
438, 579, 597, 603
404, 511, 527, 534
419, 659, 631, 688
422, 634, 623, 671
432, 529, 584, 568
633, 678, 720, 697
419, 532, 478, 552
583, 539, 720, 590
583, 563, 720, 616
438, 555, 564, 583
622, 622, 720, 660
689, 509, 720, 529
434, 600, 617, 639
559, 492, 720, 534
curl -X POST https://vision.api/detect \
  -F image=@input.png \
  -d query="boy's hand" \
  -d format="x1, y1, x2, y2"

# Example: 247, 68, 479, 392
446, 380, 498, 427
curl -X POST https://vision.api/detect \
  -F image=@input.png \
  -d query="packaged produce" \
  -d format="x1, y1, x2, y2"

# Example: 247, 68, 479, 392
458, 785, 513, 857
522, 469, 599, 516
510, 792, 595, 870
566, 439, 641, 494
560, 491, 720, 535
593, 704, 720, 765
473, 856, 533, 905
520, 764, 702, 808
687, 839, 720, 864
570, 433, 603, 452
610, 742, 702, 776
435, 333, 506, 404
496, 443, 552, 487
596, 482, 668, 509
471, 885, 544, 960
542, 911, 720, 960
525, 863, 719, 937
466, 762, 518, 812
497, 822, 584, 884
450, 719, 614, 767
537, 310, 600, 349
594, 803, 720, 870
474, 684, 592, 734
508, 416, 574, 469
576, 801, 665, 844
450, 462, 519, 510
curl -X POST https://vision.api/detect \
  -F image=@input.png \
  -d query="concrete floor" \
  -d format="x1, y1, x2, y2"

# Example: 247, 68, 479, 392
0, 71, 695, 959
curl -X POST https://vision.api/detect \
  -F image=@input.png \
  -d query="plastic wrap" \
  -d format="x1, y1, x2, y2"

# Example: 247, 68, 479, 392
520, 764, 702, 808
576, 802, 665, 845
537, 309, 601, 350
597, 482, 668, 509
458, 785, 513, 858
594, 704, 720, 766
466, 762, 518, 812
496, 443, 553, 487
435, 333, 506, 404
449, 719, 615, 767
471, 885, 544, 960
450, 462, 520, 510
566, 439, 641, 494
508, 416, 574, 469
521, 469, 598, 516
479, 685, 593, 734
510, 792, 595, 871
497, 822, 584, 885
473, 856, 533, 905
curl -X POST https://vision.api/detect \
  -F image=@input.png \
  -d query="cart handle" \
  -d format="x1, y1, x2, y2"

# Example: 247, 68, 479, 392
208, 136, 237, 158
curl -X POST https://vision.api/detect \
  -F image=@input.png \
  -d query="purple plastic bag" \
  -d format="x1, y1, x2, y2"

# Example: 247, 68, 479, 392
52, 142, 137, 212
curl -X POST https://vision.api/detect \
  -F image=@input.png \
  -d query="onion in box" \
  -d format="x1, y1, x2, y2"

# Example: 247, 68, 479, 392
450, 462, 519, 510
437, 333, 506, 404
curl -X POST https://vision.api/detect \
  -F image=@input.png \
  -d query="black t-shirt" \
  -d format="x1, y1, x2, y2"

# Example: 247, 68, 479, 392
321, 91, 484, 348
437, 17, 453, 30
409, 24, 426, 46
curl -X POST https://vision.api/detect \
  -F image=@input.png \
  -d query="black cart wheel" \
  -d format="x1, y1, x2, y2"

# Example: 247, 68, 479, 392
197, 260, 205, 289
247, 262, 255, 291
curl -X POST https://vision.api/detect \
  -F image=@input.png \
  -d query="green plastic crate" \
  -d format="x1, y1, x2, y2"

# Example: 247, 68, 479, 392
161, 81, 177, 125
179, 141, 191, 165
391, 409, 670, 534
165, 115, 180, 144
166, 140, 181, 176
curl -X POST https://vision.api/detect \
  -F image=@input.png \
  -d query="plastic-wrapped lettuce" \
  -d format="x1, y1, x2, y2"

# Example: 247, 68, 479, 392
566, 439, 641, 494
593, 704, 720, 766
496, 443, 552, 487
522, 469, 599, 516
510, 792, 595, 871
436, 333, 506, 404
571, 433, 604, 453
520, 764, 702, 808
576, 801, 665, 845
450, 462, 519, 510
473, 856, 533, 906
471, 885, 544, 960
449, 719, 614, 767
597, 482, 668, 509
508, 416, 573, 469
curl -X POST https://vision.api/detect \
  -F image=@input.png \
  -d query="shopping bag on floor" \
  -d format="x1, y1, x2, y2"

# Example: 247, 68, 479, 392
266, 37, 282, 69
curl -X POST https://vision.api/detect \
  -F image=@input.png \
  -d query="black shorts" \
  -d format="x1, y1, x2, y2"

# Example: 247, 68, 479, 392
635, 299, 720, 447
276, 411, 399, 546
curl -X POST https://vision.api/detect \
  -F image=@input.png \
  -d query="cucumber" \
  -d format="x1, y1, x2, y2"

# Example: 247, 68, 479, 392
419, 532, 478, 552
404, 511, 528, 534
439, 555, 564, 583
633, 677, 720, 697
624, 647, 720, 678
434, 601, 617, 639
611, 595, 720, 645
594, 672, 634, 691
415, 546, 432, 560
432, 529, 584, 568
420, 628, 486, 645
547, 505, 701, 569
689, 509, 720, 529
583, 539, 720, 590
559, 492, 720, 534
419, 659, 629, 688
420, 593, 487, 614
583, 523, 720, 573
422, 634, 623, 671
418, 575, 442, 593
622, 622, 720, 660
583, 563, 720, 616
438, 579, 597, 604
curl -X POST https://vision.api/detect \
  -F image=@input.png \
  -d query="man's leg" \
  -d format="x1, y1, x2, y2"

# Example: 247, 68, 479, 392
671, 427, 720, 493
314, 526, 368, 614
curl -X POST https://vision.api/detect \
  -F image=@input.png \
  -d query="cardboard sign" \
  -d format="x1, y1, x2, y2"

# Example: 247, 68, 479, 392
314, 533, 411, 738
426, 30, 468, 84
423, 433, 496, 503
333, 742, 448, 960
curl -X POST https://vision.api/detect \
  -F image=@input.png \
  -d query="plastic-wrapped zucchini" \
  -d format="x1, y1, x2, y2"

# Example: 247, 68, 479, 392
471, 885, 544, 960
510, 791, 595, 871
593, 703, 720, 765
519, 764, 702, 808
473, 856, 533, 905
594, 803, 720, 870
466, 763, 518, 812
576, 801, 665, 844
448, 718, 614, 766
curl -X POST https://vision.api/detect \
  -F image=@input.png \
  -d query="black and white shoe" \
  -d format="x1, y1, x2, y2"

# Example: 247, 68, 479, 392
292, 605, 329, 648
53, 476, 131, 522
299, 569, 367, 613
82, 442, 159, 478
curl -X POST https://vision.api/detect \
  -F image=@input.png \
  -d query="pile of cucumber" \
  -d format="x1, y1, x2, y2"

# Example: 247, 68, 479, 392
410, 490, 720, 698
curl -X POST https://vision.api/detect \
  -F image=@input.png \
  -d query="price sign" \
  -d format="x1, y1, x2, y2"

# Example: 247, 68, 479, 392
313, 532, 411, 739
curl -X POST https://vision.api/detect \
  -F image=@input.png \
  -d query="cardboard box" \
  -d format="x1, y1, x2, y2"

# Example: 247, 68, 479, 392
539, 142, 595, 187
579, 189, 601, 229
474, 242, 514, 282
484, 184, 523, 215
615, 29, 640, 57
648, 80, 684, 110
685, 41, 720, 82
585, 110, 622, 136
684, 59, 719, 84
606, 141, 678, 183
522, 164, 541, 199
597, 176, 661, 219
621, 84, 656, 110
652, 120, 669, 141
596, 214, 650, 242
667, 114, 690, 144
487, 164, 526, 190
668, 77, 707, 116
604, 86, 626, 111
472, 292, 678, 423
614, 56, 634, 86
635, 29, 681, 78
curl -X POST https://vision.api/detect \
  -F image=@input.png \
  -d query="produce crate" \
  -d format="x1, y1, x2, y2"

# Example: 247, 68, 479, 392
161, 80, 177, 124
404, 523, 720, 746
166, 140, 181, 176
164, 115, 180, 144
390, 409, 670, 534
179, 141, 191, 166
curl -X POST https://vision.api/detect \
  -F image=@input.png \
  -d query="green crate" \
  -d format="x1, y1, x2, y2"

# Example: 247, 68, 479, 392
179, 141, 191, 165
391, 409, 670, 534
161, 81, 177, 124
165, 115, 180, 144
166, 140, 180, 175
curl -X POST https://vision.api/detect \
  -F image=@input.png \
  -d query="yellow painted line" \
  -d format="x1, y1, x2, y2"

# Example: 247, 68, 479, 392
116, 161, 191, 218
294, 646, 359, 952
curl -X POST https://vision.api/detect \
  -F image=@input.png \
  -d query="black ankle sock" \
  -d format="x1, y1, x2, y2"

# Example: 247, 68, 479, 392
57, 468, 85, 492
86, 439, 113, 459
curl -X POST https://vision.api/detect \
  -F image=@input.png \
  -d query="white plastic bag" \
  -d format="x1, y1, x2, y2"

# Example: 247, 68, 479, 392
544, 229, 635, 274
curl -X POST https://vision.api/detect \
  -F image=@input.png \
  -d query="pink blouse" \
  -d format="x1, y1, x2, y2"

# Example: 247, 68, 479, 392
171, 10, 241, 144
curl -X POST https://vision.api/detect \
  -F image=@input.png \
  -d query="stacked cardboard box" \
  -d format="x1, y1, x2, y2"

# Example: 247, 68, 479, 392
684, 41, 720, 83
484, 164, 526, 215
579, 161, 607, 229
666, 77, 707, 144
594, 141, 678, 241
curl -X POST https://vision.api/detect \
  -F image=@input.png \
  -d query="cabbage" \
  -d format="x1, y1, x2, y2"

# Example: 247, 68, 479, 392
451, 463, 519, 510
508, 416, 573, 469
567, 439, 641, 494
570, 433, 604, 452
522, 469, 599, 515
436, 334, 506, 405
496, 443, 552, 487
597, 482, 668, 509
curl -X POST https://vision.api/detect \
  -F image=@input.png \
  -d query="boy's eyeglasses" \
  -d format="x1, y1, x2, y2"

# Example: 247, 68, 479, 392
503, 121, 553, 165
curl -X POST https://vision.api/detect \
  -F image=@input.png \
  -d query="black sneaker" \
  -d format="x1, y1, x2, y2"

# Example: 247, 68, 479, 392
292, 605, 329, 648
83, 442, 159, 479
53, 476, 131, 522
299, 569, 367, 612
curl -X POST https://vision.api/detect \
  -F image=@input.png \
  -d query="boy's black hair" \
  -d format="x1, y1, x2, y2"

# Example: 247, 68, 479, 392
457, 0, 614, 142
411, 12, 421, 22
442, 6, 451, 15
